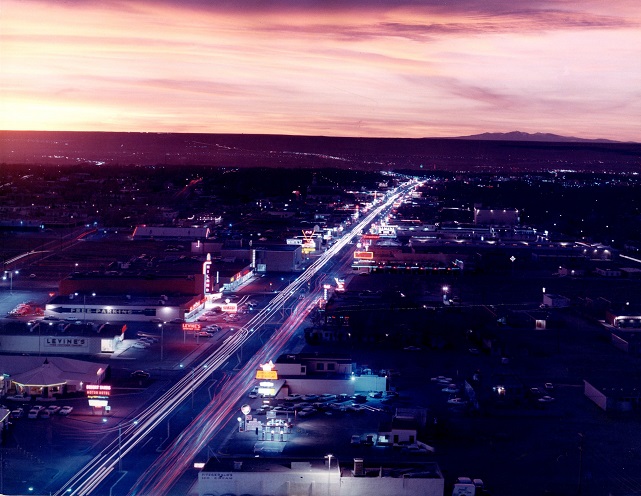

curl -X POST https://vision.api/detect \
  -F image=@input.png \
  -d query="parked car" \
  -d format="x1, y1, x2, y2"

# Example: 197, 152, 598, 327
10, 407, 24, 419
28, 406, 45, 419
47, 405, 61, 415
319, 394, 337, 401
6, 393, 29, 401
298, 408, 317, 417
132, 341, 149, 349
196, 331, 213, 337
59, 406, 74, 416
131, 370, 151, 379
442, 384, 460, 394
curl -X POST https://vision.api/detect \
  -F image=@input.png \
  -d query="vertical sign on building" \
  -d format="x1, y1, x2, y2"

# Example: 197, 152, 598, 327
203, 254, 212, 294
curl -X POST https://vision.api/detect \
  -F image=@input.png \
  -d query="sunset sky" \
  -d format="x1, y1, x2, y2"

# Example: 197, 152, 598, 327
1, 0, 640, 141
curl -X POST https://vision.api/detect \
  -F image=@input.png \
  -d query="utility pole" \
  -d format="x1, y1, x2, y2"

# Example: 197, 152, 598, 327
577, 433, 584, 495
118, 424, 123, 472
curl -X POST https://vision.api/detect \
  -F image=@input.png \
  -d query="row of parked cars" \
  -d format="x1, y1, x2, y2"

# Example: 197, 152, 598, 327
132, 334, 160, 349
196, 324, 222, 337
249, 392, 381, 418
11, 404, 73, 419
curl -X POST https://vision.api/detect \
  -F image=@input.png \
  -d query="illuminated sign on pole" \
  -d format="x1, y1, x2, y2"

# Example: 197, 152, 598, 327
221, 303, 238, 313
87, 384, 111, 407
203, 256, 212, 294
255, 360, 278, 380
182, 322, 202, 332
354, 251, 373, 259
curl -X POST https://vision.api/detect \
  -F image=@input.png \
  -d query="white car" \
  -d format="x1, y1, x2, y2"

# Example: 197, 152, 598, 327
28, 405, 45, 419
132, 341, 150, 349
442, 384, 460, 394
538, 395, 555, 403
59, 406, 74, 416
10, 407, 24, 419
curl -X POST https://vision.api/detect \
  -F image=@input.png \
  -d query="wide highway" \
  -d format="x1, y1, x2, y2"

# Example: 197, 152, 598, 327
53, 178, 419, 496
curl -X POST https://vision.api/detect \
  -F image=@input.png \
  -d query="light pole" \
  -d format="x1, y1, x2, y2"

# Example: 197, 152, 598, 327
577, 433, 584, 495
325, 454, 333, 496
117, 418, 138, 472
118, 423, 122, 472
158, 322, 165, 363
191, 366, 195, 409
3, 270, 18, 294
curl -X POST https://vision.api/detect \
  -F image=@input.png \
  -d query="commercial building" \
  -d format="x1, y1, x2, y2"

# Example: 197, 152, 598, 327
473, 206, 520, 226
197, 458, 444, 496
44, 294, 202, 323
132, 226, 210, 240
0, 321, 126, 355
1, 356, 107, 398
584, 378, 641, 413
270, 354, 387, 396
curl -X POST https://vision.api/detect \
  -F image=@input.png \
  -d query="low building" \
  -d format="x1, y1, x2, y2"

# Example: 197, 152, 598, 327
595, 266, 622, 278
0, 356, 107, 398
542, 294, 570, 309
473, 206, 520, 226
197, 458, 444, 496
132, 225, 210, 240
258, 354, 387, 397
605, 307, 641, 329
45, 294, 202, 323
378, 416, 419, 446
584, 379, 641, 413
0, 321, 126, 355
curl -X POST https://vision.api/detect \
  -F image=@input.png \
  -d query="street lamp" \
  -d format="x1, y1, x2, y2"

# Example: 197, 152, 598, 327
3, 270, 18, 294
117, 418, 138, 472
325, 454, 334, 496
158, 322, 165, 363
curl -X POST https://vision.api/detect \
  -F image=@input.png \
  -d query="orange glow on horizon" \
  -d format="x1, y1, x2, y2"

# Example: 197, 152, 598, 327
1, 0, 640, 141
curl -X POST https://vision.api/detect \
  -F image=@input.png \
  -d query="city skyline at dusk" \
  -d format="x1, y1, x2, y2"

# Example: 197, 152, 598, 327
2, 0, 640, 142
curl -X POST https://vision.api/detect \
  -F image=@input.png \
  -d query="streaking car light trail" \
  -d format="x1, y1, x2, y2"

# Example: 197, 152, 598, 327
53, 178, 419, 496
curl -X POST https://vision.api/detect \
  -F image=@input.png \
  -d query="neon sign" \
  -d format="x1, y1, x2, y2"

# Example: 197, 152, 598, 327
255, 360, 278, 380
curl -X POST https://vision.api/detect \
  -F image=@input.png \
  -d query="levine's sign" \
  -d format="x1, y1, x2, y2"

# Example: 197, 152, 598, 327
44, 337, 89, 349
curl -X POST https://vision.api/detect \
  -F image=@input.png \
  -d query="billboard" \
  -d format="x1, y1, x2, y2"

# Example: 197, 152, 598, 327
182, 322, 202, 332
221, 303, 238, 313
354, 251, 373, 259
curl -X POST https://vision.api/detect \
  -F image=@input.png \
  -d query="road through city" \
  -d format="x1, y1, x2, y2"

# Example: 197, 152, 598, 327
52, 179, 417, 496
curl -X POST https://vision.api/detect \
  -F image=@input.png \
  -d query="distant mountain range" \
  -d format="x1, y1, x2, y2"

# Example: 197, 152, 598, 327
2, 130, 640, 172
454, 131, 621, 143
